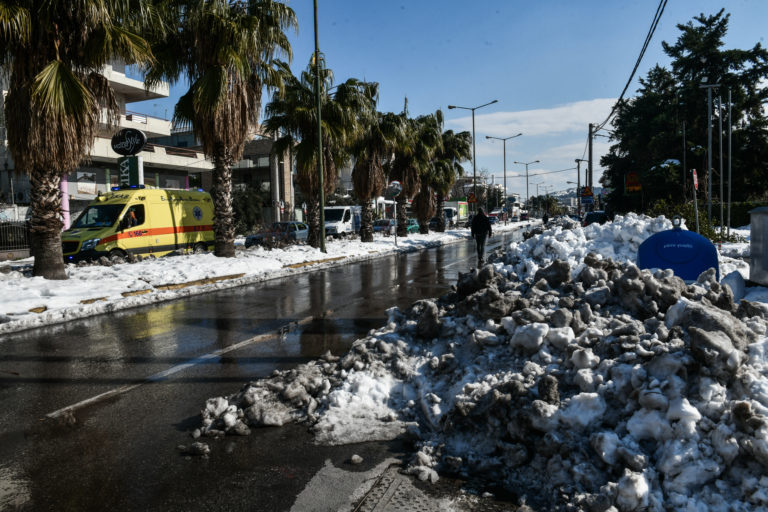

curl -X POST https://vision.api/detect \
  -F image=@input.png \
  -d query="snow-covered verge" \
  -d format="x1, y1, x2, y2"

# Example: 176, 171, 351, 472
197, 214, 768, 511
0, 225, 501, 335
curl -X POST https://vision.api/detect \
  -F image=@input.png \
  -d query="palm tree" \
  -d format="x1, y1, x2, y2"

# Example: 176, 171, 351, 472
431, 129, 471, 232
411, 186, 435, 234
0, 1, 155, 279
387, 107, 442, 237
146, 0, 297, 257
264, 60, 371, 248
350, 102, 404, 242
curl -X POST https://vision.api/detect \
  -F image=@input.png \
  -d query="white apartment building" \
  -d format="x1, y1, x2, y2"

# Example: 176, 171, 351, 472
0, 62, 213, 220
1, 62, 298, 225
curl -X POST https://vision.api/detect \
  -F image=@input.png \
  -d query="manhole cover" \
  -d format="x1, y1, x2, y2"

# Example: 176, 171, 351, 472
355, 465, 438, 512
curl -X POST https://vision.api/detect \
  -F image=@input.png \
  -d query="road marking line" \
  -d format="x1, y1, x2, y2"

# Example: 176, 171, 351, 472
45, 316, 316, 420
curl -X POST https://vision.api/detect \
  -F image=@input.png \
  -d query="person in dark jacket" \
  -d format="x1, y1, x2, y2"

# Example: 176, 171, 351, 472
471, 207, 493, 265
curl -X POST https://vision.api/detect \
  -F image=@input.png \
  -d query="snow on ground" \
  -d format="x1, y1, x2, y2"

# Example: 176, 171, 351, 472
0, 222, 519, 335
196, 213, 768, 511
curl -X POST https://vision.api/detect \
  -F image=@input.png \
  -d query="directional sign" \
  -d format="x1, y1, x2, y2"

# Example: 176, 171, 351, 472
581, 195, 594, 205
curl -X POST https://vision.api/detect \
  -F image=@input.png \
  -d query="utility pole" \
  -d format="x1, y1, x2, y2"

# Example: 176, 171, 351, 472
588, 123, 593, 189
718, 94, 724, 237
700, 82, 720, 224
575, 159, 587, 218
727, 88, 732, 238
313, 0, 326, 253
682, 121, 687, 197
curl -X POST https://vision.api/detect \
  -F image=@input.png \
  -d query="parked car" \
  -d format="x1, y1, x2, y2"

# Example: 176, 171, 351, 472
582, 210, 609, 227
520, 212, 529, 221
510, 215, 520, 222
245, 221, 309, 248
488, 213, 499, 225
373, 218, 396, 235
406, 218, 419, 233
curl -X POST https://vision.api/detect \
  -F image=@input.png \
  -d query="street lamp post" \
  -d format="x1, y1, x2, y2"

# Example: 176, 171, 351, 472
448, 99, 498, 213
513, 159, 540, 208
486, 133, 522, 225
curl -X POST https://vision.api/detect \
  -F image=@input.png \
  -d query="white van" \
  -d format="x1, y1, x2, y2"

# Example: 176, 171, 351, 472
443, 207, 458, 227
324, 206, 361, 237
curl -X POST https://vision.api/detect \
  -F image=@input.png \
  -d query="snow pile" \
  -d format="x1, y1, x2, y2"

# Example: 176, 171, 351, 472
504, 212, 675, 280
196, 214, 768, 510
199, 258, 768, 510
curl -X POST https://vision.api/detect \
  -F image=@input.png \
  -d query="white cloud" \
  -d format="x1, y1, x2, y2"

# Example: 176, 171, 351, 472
447, 98, 617, 137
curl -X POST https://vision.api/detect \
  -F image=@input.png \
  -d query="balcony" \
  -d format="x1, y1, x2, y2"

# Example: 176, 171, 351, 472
90, 137, 212, 172
102, 62, 168, 103
121, 110, 171, 138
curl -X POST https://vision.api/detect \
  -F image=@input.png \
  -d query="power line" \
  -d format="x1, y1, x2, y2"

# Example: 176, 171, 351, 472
502, 166, 579, 179
594, 0, 668, 132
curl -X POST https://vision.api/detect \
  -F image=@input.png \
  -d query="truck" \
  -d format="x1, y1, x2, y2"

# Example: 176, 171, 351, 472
324, 205, 361, 237
444, 201, 468, 226
61, 187, 214, 261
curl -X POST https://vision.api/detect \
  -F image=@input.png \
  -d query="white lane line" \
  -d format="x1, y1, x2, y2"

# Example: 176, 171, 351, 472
45, 316, 315, 419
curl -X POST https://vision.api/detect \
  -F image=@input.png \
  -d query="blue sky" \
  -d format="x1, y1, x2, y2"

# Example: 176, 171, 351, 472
135, 1, 768, 201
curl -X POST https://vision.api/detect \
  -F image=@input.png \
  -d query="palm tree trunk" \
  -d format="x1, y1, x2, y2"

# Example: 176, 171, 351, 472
306, 197, 321, 248
435, 197, 446, 232
360, 199, 374, 242
30, 170, 67, 279
396, 195, 408, 237
211, 157, 236, 258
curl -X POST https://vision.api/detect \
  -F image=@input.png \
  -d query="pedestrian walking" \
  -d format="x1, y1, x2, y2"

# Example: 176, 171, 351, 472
471, 207, 493, 265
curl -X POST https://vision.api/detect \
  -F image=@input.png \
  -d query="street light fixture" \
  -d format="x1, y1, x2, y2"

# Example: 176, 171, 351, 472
448, 99, 498, 212
486, 133, 522, 225
513, 159, 540, 208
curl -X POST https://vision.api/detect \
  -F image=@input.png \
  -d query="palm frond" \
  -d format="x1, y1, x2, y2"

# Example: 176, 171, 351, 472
32, 60, 93, 123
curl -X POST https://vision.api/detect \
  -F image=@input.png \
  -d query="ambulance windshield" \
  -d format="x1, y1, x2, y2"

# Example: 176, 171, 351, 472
72, 204, 126, 228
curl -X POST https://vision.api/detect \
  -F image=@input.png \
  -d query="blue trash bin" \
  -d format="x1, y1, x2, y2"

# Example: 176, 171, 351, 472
637, 217, 719, 281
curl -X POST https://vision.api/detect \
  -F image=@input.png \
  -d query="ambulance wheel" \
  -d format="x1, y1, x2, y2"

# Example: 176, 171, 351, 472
193, 243, 208, 254
109, 249, 127, 260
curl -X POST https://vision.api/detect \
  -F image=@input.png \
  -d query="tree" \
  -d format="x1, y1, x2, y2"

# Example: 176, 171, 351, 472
601, 10, 768, 219
0, 0, 155, 279
351, 106, 404, 242
387, 107, 442, 237
264, 60, 371, 247
429, 128, 471, 232
232, 186, 265, 235
146, 0, 297, 257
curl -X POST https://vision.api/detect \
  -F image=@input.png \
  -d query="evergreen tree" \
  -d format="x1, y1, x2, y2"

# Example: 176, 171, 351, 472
601, 9, 768, 215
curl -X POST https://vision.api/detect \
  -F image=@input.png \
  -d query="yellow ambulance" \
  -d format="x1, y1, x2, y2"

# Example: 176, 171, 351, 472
61, 187, 215, 262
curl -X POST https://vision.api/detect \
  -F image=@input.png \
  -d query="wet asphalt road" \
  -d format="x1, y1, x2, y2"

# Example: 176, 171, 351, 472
0, 229, 524, 511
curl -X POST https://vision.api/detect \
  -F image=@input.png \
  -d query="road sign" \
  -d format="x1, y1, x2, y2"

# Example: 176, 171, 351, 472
693, 169, 698, 191
581, 195, 594, 205
625, 171, 641, 193
467, 193, 477, 203
581, 186, 593, 197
